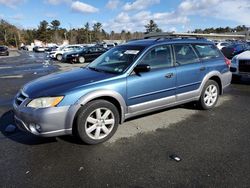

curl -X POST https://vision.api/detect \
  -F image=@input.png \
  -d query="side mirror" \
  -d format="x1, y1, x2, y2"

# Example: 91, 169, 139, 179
134, 64, 151, 73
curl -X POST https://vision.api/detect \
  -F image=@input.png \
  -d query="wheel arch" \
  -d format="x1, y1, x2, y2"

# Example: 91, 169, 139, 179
71, 90, 127, 134
208, 76, 222, 95
199, 71, 223, 96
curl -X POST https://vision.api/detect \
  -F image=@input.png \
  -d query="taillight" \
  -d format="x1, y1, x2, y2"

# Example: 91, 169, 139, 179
225, 58, 231, 68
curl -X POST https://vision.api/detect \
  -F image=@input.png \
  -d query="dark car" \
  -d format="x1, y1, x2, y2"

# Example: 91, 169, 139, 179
221, 43, 249, 59
45, 46, 58, 52
63, 46, 107, 63
33, 46, 46, 52
0, 46, 9, 56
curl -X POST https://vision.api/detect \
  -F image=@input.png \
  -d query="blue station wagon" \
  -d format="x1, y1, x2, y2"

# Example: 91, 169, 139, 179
13, 36, 232, 144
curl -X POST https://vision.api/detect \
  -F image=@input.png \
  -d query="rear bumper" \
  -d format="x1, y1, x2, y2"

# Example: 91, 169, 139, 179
221, 71, 232, 89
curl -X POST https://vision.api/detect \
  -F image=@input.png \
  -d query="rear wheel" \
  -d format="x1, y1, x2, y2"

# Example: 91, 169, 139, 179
56, 54, 62, 61
198, 80, 219, 110
78, 56, 85, 63
76, 100, 119, 144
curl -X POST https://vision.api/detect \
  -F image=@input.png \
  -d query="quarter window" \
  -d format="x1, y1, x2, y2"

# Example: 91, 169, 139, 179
139, 45, 173, 69
194, 44, 221, 59
173, 44, 199, 65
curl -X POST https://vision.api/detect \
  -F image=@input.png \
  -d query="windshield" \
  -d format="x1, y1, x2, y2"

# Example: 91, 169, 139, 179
0, 46, 6, 50
88, 45, 145, 74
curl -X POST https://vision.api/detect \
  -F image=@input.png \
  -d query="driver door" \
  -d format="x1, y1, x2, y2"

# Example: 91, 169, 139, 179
127, 45, 176, 113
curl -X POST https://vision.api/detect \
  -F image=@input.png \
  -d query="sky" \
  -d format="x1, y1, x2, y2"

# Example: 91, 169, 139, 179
0, 0, 250, 32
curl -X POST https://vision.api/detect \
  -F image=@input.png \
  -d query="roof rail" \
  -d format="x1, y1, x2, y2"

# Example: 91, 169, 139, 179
144, 32, 206, 40
144, 32, 246, 40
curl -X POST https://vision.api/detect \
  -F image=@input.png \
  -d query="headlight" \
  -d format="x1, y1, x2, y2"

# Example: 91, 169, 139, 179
27, 96, 64, 108
72, 54, 79, 57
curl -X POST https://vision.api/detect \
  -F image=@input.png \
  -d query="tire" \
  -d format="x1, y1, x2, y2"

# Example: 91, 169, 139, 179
75, 100, 120, 144
78, 56, 85, 63
198, 80, 219, 110
56, 54, 62, 61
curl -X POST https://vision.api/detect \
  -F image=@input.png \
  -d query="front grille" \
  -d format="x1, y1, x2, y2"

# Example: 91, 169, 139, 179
239, 60, 250, 73
15, 91, 28, 106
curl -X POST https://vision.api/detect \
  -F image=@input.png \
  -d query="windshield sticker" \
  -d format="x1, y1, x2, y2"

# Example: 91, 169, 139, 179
124, 50, 140, 55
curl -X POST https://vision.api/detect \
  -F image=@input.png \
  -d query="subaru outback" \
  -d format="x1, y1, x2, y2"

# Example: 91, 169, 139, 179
13, 37, 232, 144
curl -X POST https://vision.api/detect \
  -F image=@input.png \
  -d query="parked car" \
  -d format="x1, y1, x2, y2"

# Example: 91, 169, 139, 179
48, 45, 84, 61
221, 43, 249, 59
33, 46, 46, 52
216, 42, 230, 50
13, 37, 232, 144
45, 46, 58, 52
230, 50, 250, 80
62, 46, 107, 63
0, 46, 9, 56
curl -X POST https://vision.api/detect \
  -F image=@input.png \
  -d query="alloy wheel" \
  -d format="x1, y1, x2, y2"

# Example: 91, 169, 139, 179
85, 108, 115, 140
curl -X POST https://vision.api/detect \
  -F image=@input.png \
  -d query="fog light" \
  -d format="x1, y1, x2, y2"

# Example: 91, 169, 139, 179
29, 123, 42, 133
35, 124, 42, 133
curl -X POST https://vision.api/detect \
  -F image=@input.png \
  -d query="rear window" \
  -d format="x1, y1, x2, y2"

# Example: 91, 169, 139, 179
193, 44, 221, 59
221, 43, 229, 46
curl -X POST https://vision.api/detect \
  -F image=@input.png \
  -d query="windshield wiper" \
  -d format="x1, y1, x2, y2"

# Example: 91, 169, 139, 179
88, 66, 117, 74
88, 66, 104, 73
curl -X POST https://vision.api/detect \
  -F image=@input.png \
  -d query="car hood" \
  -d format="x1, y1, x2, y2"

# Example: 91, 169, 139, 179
236, 50, 250, 60
23, 68, 116, 98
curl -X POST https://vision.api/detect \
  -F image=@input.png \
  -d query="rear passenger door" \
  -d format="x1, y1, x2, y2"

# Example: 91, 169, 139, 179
193, 43, 225, 74
173, 44, 205, 98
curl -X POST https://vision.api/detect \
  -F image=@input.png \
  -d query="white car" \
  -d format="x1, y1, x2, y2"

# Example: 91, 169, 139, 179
48, 45, 84, 61
231, 50, 250, 79
216, 42, 230, 50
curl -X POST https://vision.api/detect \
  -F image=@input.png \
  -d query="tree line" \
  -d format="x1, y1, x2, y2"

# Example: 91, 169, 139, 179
0, 18, 249, 47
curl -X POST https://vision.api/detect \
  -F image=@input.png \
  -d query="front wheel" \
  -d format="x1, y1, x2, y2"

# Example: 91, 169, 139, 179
198, 80, 219, 110
76, 100, 119, 144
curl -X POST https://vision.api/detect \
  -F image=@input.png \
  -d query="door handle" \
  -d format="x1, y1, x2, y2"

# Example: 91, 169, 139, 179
200, 67, 206, 71
165, 73, 174, 78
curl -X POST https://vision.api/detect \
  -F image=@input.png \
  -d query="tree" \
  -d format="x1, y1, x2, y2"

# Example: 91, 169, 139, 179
93, 22, 102, 42
37, 20, 49, 42
50, 20, 60, 30
145, 20, 161, 33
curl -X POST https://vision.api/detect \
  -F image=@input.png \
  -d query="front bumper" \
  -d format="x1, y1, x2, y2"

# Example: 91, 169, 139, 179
231, 63, 250, 77
0, 51, 8, 56
13, 102, 73, 137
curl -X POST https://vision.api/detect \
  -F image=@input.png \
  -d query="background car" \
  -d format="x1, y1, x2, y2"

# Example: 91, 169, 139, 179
230, 50, 250, 80
216, 42, 230, 50
0, 46, 9, 56
45, 46, 58, 52
221, 43, 249, 59
62, 46, 107, 63
48, 45, 84, 61
33, 46, 46, 52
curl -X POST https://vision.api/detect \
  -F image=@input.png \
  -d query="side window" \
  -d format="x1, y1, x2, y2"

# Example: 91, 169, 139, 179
193, 44, 221, 59
173, 44, 199, 65
139, 45, 173, 69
